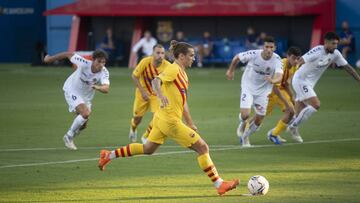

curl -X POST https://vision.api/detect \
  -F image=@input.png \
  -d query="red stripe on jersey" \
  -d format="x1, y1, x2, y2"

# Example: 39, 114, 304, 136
120, 147, 125, 157
174, 80, 185, 106
143, 71, 153, 94
126, 145, 132, 156
204, 165, 213, 173
208, 172, 215, 178
177, 74, 187, 91
178, 69, 188, 84
153, 63, 159, 75
147, 65, 155, 79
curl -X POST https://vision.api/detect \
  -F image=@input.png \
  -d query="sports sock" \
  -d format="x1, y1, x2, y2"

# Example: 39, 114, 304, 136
67, 115, 88, 138
243, 122, 259, 138
291, 105, 317, 127
272, 120, 287, 136
197, 153, 224, 188
142, 120, 153, 139
111, 143, 144, 159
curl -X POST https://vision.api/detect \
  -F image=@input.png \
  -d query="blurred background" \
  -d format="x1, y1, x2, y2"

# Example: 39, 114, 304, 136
1, 0, 359, 68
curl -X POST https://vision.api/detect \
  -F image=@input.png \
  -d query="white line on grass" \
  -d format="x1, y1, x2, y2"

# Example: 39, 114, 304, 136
0, 137, 359, 169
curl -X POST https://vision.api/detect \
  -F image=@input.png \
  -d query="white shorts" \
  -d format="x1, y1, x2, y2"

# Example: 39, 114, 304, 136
240, 88, 269, 116
64, 91, 91, 112
292, 77, 317, 102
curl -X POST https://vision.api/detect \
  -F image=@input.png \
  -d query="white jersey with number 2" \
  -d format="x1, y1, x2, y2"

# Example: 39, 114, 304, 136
238, 50, 283, 96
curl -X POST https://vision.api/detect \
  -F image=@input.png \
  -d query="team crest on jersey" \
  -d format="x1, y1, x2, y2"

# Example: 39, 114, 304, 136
189, 132, 195, 138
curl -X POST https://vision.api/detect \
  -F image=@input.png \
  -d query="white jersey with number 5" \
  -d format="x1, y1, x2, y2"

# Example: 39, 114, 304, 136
63, 54, 110, 102
238, 50, 283, 96
294, 45, 347, 87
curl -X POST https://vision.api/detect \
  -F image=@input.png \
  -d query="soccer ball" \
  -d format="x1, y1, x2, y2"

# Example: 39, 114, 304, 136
247, 175, 269, 195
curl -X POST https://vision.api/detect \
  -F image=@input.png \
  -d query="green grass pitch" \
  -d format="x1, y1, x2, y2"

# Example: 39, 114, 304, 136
0, 64, 359, 202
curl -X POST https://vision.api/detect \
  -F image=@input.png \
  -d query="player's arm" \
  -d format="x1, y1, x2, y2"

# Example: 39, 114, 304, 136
92, 84, 109, 93
265, 72, 282, 84
183, 102, 197, 131
132, 74, 150, 101
151, 77, 169, 107
273, 86, 293, 111
284, 78, 295, 104
43, 52, 74, 64
226, 55, 240, 80
297, 57, 305, 67
341, 64, 360, 82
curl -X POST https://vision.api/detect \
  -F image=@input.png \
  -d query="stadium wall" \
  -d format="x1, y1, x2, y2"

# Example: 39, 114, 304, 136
0, 0, 46, 63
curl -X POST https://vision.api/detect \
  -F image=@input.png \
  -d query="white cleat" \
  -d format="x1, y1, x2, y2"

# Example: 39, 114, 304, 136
240, 135, 251, 147
287, 126, 303, 143
63, 134, 77, 150
236, 122, 246, 137
129, 128, 137, 143
278, 136, 287, 143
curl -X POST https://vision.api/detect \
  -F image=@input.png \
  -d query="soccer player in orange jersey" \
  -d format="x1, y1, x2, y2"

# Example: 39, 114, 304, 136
99, 40, 239, 196
265, 47, 303, 144
129, 44, 170, 143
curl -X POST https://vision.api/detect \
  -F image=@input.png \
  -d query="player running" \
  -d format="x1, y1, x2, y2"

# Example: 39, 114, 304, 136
43, 50, 110, 150
129, 44, 170, 143
288, 32, 360, 139
226, 36, 283, 147
98, 40, 239, 196
266, 46, 303, 144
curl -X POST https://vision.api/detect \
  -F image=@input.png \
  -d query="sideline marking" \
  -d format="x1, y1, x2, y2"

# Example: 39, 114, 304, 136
0, 137, 359, 169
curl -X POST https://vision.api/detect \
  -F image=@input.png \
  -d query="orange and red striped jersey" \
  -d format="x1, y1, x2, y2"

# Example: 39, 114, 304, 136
276, 58, 299, 89
155, 62, 189, 122
132, 56, 170, 95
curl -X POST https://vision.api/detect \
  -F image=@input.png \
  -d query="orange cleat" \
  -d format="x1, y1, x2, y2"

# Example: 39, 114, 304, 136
217, 179, 240, 196
98, 150, 111, 171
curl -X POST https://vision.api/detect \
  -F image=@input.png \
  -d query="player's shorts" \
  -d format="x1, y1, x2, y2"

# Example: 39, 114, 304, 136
292, 76, 317, 102
64, 91, 91, 113
240, 88, 269, 116
133, 89, 160, 117
266, 89, 293, 115
147, 116, 201, 148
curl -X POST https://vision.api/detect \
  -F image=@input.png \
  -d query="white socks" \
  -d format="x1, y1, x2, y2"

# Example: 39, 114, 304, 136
243, 122, 259, 138
67, 115, 88, 138
109, 151, 116, 159
291, 105, 317, 127
214, 178, 224, 188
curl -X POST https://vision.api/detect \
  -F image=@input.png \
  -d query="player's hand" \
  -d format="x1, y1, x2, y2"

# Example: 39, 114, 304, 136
43, 55, 51, 64
159, 95, 169, 108
141, 91, 150, 101
92, 85, 100, 90
264, 75, 273, 83
226, 69, 234, 80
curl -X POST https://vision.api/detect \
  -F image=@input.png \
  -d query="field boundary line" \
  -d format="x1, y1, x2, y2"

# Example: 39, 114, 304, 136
0, 137, 359, 169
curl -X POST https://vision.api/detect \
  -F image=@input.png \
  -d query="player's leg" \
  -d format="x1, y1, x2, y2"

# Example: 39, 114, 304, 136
141, 117, 153, 144
170, 122, 239, 195
237, 89, 253, 137
63, 91, 90, 150
98, 118, 165, 171
290, 96, 319, 128
268, 91, 294, 144
141, 96, 159, 143
241, 94, 267, 146
129, 90, 149, 142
